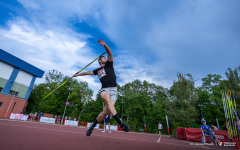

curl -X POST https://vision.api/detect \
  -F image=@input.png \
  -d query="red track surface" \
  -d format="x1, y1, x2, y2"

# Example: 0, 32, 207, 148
0, 119, 235, 150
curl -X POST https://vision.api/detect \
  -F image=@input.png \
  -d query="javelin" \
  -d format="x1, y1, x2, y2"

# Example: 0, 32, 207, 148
42, 52, 106, 100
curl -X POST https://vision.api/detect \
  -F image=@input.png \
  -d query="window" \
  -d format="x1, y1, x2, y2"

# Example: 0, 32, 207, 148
9, 90, 19, 96
0, 102, 2, 108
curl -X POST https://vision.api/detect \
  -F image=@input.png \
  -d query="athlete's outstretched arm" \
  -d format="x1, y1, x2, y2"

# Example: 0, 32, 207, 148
73, 71, 94, 77
98, 39, 113, 62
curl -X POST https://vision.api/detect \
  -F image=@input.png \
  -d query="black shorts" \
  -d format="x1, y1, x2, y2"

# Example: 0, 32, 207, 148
158, 129, 162, 131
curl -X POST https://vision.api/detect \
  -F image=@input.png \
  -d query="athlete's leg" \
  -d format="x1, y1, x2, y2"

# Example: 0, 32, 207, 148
87, 105, 109, 136
87, 90, 129, 136
87, 92, 112, 135
99, 91, 116, 116
102, 118, 106, 133
108, 122, 111, 133
97, 105, 110, 122
108, 122, 111, 130
100, 91, 130, 132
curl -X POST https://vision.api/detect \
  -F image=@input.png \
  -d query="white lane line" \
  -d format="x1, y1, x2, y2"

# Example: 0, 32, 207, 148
157, 135, 161, 142
0, 122, 218, 149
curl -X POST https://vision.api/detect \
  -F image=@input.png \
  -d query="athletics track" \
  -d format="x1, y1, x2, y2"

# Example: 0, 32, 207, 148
0, 119, 235, 150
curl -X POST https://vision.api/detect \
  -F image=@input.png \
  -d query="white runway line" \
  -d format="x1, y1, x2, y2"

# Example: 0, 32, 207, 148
157, 135, 161, 142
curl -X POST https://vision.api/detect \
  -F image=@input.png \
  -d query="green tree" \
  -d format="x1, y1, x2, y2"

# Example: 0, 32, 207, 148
119, 80, 167, 132
26, 69, 93, 119
26, 83, 47, 113
197, 74, 225, 126
168, 73, 198, 130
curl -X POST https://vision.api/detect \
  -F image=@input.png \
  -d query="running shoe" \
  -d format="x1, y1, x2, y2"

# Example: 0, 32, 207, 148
120, 123, 130, 132
86, 127, 94, 136
109, 130, 111, 133
102, 130, 105, 133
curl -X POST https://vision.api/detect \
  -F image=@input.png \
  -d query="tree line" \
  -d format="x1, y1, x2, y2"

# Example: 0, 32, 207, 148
26, 66, 240, 134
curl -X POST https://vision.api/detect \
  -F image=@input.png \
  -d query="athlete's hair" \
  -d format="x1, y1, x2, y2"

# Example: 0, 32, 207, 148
98, 55, 106, 64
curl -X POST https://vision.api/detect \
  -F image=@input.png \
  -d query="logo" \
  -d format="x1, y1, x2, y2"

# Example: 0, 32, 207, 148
97, 68, 106, 79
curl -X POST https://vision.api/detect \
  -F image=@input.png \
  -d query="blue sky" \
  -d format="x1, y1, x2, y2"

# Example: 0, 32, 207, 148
0, 0, 239, 99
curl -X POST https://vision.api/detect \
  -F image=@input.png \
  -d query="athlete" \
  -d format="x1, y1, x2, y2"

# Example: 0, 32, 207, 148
102, 113, 111, 133
73, 39, 130, 136
158, 122, 163, 136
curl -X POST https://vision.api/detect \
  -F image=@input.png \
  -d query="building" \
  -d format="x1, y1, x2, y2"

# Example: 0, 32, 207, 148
0, 49, 44, 118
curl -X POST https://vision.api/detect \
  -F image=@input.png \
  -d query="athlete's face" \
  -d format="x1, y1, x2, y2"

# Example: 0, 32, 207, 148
203, 122, 206, 125
99, 56, 107, 67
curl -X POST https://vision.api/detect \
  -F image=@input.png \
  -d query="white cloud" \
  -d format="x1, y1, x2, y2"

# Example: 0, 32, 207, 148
18, 0, 41, 10
0, 18, 102, 98
115, 52, 173, 88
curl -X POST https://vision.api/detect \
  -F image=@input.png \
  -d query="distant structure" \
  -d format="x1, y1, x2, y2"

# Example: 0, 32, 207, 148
0, 49, 44, 118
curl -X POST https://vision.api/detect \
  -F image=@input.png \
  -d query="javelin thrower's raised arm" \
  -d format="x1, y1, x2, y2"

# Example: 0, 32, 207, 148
98, 39, 113, 62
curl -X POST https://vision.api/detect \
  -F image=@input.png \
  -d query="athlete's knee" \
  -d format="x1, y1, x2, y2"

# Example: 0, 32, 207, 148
103, 109, 109, 115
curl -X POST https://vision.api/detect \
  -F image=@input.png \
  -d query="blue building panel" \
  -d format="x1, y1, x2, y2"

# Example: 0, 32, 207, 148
2, 68, 19, 94
0, 49, 44, 78
24, 76, 36, 99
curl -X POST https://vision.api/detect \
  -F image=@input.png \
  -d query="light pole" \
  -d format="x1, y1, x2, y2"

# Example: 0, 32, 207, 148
121, 99, 123, 120
198, 104, 204, 119
62, 87, 72, 124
